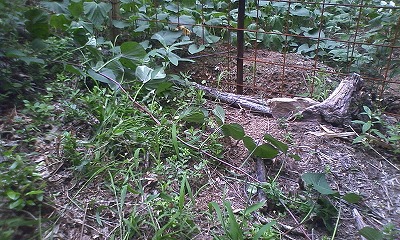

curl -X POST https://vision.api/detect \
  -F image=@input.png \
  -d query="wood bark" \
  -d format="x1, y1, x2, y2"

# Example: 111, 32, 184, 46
192, 82, 272, 116
110, 0, 120, 41
299, 73, 363, 125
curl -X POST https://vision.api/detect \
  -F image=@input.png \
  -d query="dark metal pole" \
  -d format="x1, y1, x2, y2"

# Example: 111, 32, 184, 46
236, 0, 245, 94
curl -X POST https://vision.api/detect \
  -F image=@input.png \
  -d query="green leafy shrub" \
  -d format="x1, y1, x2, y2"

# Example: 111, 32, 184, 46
0, 151, 44, 210
352, 106, 400, 154
0, 150, 45, 239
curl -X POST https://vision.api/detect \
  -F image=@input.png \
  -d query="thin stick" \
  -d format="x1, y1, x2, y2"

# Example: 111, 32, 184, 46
80, 202, 89, 239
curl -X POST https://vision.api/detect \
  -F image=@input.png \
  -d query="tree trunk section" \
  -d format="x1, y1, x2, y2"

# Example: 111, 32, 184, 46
300, 73, 363, 125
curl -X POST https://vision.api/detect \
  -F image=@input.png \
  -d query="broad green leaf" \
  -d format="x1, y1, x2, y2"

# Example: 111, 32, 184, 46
134, 24, 150, 32
121, 41, 146, 60
26, 190, 44, 196
254, 144, 279, 158
31, 39, 48, 53
83, 2, 112, 26
389, 135, 400, 141
41, 0, 69, 14
135, 65, 153, 83
9, 199, 25, 209
304, 29, 325, 38
172, 123, 179, 156
87, 69, 118, 90
352, 120, 365, 125
188, 44, 206, 54
151, 67, 166, 79
24, 8, 50, 39
212, 105, 225, 125
243, 136, 256, 151
165, 3, 179, 13
290, 6, 310, 17
221, 123, 245, 140
244, 201, 265, 215
180, 0, 196, 7
120, 41, 146, 69
5, 49, 25, 57
179, 108, 205, 123
69, 0, 83, 17
167, 53, 180, 66
169, 15, 196, 26
112, 20, 130, 29
342, 193, 362, 203
50, 14, 71, 30
362, 121, 372, 133
363, 106, 372, 116
301, 173, 336, 195
6, 190, 21, 200
151, 30, 182, 46
359, 227, 383, 240
154, 81, 173, 94
264, 134, 288, 153
353, 135, 366, 144
19, 57, 45, 65
65, 64, 85, 76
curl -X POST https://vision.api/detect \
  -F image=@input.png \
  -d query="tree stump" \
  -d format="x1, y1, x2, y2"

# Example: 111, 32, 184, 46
298, 73, 363, 125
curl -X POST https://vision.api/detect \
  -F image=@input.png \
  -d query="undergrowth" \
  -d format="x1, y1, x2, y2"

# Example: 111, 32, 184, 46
0, 0, 399, 239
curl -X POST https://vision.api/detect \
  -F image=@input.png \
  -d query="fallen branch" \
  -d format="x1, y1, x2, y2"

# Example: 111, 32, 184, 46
192, 82, 272, 116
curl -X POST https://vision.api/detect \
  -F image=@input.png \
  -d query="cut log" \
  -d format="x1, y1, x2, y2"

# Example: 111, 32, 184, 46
298, 73, 363, 125
192, 82, 272, 116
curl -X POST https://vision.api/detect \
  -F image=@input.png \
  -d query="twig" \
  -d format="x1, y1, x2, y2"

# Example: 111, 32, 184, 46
352, 208, 367, 240
80, 202, 89, 239
280, 198, 311, 240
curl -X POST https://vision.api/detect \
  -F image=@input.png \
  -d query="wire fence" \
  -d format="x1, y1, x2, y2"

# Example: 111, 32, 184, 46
136, 0, 400, 105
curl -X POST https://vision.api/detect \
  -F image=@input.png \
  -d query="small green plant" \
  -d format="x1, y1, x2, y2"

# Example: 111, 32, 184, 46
359, 222, 400, 240
208, 201, 277, 239
352, 106, 400, 153
0, 150, 45, 239
301, 73, 338, 102
0, 151, 45, 210
299, 172, 364, 236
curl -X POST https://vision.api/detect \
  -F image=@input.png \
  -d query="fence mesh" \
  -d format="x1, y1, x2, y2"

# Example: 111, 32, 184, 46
135, 0, 400, 112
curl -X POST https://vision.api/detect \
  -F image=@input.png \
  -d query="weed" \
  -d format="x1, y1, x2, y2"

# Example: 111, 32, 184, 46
301, 73, 338, 102
208, 201, 278, 239
352, 106, 400, 154
0, 150, 45, 238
